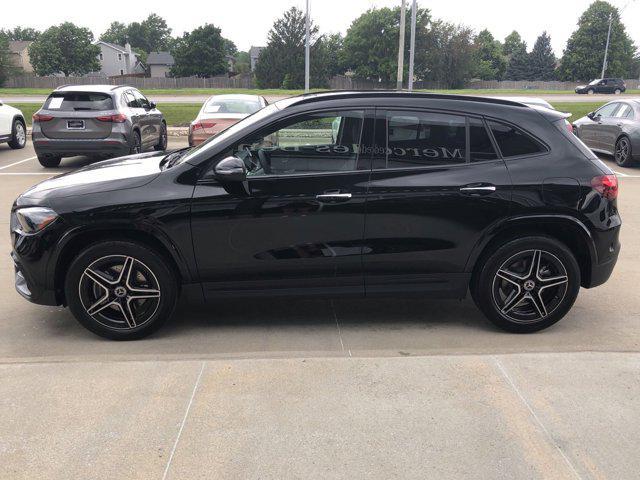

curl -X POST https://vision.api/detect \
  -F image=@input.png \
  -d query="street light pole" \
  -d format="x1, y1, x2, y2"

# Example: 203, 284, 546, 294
304, 0, 310, 93
601, 12, 613, 78
407, 0, 417, 91
396, 0, 406, 90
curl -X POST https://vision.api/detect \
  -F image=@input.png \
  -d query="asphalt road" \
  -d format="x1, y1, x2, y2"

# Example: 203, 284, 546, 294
1, 139, 639, 479
3, 92, 640, 105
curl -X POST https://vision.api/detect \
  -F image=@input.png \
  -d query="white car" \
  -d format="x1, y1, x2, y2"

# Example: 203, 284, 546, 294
0, 99, 27, 149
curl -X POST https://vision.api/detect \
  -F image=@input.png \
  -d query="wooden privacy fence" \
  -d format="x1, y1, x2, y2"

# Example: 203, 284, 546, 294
467, 79, 640, 90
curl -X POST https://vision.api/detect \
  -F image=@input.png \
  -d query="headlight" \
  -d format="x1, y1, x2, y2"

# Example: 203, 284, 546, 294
14, 207, 58, 234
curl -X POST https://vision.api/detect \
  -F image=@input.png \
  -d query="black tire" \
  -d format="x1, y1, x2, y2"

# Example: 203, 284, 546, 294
472, 236, 580, 333
154, 122, 168, 151
129, 130, 142, 155
587, 89, 594, 95
37, 155, 61, 168
615, 136, 633, 167
614, 88, 621, 94
64, 241, 178, 340
8, 119, 26, 149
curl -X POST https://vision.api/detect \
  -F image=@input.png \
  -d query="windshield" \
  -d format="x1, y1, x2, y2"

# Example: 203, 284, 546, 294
179, 100, 293, 166
203, 98, 261, 114
588, 79, 602, 86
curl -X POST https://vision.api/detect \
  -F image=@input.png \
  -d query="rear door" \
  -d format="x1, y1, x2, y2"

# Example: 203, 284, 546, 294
363, 109, 512, 297
131, 90, 157, 145
593, 102, 621, 152
39, 92, 115, 139
191, 109, 374, 298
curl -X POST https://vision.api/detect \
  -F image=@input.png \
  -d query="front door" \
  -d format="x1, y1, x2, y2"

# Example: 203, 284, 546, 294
363, 110, 513, 297
191, 109, 373, 299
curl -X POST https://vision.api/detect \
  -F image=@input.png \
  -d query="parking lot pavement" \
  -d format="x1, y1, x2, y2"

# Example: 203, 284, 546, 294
1, 142, 639, 478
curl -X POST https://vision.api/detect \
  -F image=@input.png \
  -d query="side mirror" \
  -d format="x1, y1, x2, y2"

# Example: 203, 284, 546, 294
587, 112, 596, 120
148, 101, 156, 109
214, 156, 247, 182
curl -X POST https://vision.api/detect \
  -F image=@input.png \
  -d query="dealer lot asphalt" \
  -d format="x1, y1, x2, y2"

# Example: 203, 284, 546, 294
1, 140, 639, 479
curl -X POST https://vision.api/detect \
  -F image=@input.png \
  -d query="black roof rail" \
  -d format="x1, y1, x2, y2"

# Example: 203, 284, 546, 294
289, 90, 527, 108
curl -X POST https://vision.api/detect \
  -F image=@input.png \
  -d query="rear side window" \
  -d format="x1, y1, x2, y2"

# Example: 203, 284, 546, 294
44, 92, 114, 111
469, 118, 498, 162
488, 120, 545, 158
384, 111, 466, 168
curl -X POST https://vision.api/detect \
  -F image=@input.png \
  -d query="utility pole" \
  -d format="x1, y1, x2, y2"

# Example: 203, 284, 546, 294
407, 0, 417, 91
304, 0, 310, 93
601, 12, 613, 78
396, 0, 406, 90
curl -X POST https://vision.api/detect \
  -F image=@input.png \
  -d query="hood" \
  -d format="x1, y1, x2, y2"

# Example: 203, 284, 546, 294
17, 151, 166, 204
576, 85, 587, 89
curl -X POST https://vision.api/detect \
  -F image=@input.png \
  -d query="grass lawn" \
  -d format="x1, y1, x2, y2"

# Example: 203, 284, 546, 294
10, 100, 608, 127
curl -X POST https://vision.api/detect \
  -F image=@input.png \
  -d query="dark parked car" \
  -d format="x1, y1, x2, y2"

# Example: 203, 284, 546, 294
32, 85, 167, 167
12, 92, 621, 339
573, 100, 640, 166
575, 78, 626, 95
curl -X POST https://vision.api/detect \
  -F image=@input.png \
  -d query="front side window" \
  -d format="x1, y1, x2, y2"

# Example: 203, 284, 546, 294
596, 103, 619, 118
383, 111, 466, 168
132, 90, 150, 109
228, 110, 365, 177
488, 120, 545, 158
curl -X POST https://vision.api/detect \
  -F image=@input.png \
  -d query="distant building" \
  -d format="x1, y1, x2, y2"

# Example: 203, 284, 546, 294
226, 55, 237, 74
249, 46, 264, 72
8, 41, 34, 73
95, 41, 145, 77
147, 51, 175, 78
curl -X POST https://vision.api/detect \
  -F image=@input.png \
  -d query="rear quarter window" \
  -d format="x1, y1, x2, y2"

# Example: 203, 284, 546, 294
487, 120, 545, 158
44, 92, 114, 111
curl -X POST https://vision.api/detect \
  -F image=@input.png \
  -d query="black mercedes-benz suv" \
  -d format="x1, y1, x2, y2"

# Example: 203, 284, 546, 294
11, 92, 621, 339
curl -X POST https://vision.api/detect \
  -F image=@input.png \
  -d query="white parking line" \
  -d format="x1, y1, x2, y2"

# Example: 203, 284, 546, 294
0, 156, 37, 171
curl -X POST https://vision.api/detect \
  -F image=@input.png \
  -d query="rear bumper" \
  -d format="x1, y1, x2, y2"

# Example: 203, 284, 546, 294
33, 133, 130, 157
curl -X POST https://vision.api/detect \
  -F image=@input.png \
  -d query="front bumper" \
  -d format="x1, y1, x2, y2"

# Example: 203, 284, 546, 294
11, 251, 58, 305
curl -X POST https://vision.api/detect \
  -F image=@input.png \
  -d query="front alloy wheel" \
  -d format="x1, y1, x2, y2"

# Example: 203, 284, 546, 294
66, 241, 178, 340
8, 120, 26, 149
615, 137, 632, 166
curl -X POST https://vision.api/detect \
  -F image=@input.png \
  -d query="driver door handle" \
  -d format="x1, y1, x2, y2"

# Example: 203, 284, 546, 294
316, 191, 352, 203
460, 184, 496, 195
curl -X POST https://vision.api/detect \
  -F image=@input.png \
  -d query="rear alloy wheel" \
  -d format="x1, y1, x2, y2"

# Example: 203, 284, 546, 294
8, 119, 26, 149
65, 241, 178, 340
614, 88, 622, 94
154, 123, 168, 151
587, 89, 594, 95
130, 131, 142, 155
615, 136, 633, 167
473, 237, 580, 333
37, 155, 61, 168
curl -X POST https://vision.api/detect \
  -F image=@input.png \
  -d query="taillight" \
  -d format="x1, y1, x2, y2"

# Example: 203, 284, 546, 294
96, 114, 127, 123
32, 113, 53, 122
564, 120, 574, 134
191, 121, 217, 131
592, 174, 618, 200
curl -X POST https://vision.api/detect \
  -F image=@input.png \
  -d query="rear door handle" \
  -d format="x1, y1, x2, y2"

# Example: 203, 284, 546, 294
316, 192, 352, 203
460, 184, 496, 195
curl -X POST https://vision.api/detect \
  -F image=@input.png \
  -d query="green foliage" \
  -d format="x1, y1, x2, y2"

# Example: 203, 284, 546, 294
234, 51, 251, 74
0, 34, 15, 86
100, 14, 171, 53
558, 0, 636, 81
255, 7, 331, 89
342, 6, 430, 84
503, 31, 524, 58
28, 22, 100, 76
171, 24, 227, 77
0, 27, 40, 41
505, 39, 529, 80
529, 32, 556, 80
422, 21, 476, 88
472, 29, 506, 80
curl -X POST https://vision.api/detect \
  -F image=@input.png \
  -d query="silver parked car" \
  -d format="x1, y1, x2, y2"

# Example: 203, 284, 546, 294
32, 85, 167, 167
573, 100, 640, 167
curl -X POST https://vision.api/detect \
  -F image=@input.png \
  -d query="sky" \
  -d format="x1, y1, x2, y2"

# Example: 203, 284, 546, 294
2, 0, 639, 56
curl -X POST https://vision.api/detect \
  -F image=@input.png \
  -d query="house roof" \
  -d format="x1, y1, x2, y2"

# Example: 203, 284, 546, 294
9, 41, 32, 54
249, 46, 265, 57
147, 51, 175, 66
96, 41, 129, 53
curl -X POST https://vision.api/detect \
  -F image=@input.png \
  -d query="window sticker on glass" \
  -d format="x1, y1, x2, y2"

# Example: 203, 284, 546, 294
48, 97, 64, 109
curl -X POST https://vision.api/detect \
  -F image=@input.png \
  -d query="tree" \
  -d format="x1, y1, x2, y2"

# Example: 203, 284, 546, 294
528, 32, 556, 80
503, 31, 524, 58
342, 6, 430, 84
422, 21, 475, 88
1, 27, 40, 41
234, 51, 251, 74
28, 22, 100, 76
0, 34, 16, 86
254, 7, 320, 89
100, 21, 128, 46
171, 24, 227, 77
558, 0, 636, 81
504, 41, 529, 80
472, 29, 506, 80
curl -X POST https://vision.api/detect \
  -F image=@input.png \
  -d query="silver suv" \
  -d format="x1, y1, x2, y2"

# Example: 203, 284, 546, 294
32, 85, 167, 167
